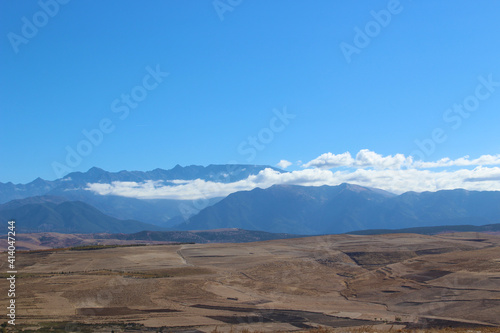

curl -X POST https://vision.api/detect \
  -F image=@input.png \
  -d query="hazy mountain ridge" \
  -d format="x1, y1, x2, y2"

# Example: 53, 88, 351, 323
57, 164, 283, 186
0, 165, 280, 226
0, 200, 164, 234
347, 222, 500, 235
0, 165, 282, 200
177, 184, 500, 234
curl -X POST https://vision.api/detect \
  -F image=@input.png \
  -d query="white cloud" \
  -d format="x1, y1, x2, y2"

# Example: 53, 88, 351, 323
304, 150, 500, 170
86, 165, 500, 201
277, 159, 292, 169
84, 150, 500, 201
412, 154, 500, 168
302, 149, 411, 169
355, 149, 410, 169
302, 152, 354, 168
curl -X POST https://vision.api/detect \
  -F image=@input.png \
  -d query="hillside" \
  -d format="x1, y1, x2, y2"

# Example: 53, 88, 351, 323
178, 184, 500, 234
4, 232, 500, 331
0, 200, 164, 234
112, 228, 301, 243
0, 229, 302, 251
348, 222, 500, 235
178, 183, 397, 234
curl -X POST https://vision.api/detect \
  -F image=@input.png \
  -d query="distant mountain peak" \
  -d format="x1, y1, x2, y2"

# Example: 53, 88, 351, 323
337, 183, 396, 197
87, 166, 106, 174
338, 183, 371, 193
30, 177, 48, 184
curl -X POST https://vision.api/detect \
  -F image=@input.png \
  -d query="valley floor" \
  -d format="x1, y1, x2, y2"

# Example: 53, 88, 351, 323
1, 232, 500, 332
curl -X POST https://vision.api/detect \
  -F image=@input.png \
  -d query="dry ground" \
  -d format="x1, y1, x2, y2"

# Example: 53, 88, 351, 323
0, 232, 172, 251
1, 232, 500, 332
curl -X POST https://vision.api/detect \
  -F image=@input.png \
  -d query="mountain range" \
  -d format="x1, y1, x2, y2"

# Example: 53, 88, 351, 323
0, 199, 163, 234
178, 183, 500, 234
0, 164, 281, 227
2, 165, 500, 236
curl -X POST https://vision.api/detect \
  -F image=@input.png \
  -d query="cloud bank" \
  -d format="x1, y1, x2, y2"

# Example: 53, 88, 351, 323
303, 149, 500, 170
86, 149, 500, 200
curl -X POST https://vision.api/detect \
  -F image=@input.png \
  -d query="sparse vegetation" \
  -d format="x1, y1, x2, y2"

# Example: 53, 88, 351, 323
69, 243, 147, 251
4, 234, 499, 332
13, 243, 149, 254
11, 321, 146, 333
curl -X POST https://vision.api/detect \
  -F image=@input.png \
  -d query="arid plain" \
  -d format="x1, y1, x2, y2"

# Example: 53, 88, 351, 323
2, 232, 500, 332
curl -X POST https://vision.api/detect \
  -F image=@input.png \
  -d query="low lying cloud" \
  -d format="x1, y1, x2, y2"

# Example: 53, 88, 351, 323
84, 149, 500, 200
86, 163, 500, 201
86, 178, 252, 201
86, 169, 330, 201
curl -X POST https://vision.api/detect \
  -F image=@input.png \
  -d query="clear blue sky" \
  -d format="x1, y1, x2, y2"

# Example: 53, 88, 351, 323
2, 0, 500, 183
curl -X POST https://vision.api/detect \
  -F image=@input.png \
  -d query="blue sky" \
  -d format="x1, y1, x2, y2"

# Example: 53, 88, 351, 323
2, 0, 500, 185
